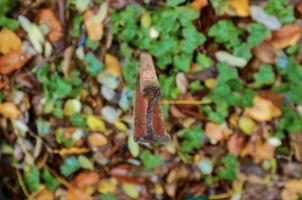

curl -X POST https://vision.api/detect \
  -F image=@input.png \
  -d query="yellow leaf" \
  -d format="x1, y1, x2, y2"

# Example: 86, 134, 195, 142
228, 0, 250, 17
0, 102, 21, 119
105, 53, 122, 77
281, 179, 302, 200
0, 28, 21, 54
244, 96, 281, 121
113, 120, 128, 132
84, 10, 103, 41
97, 178, 117, 194
52, 147, 90, 156
86, 115, 105, 132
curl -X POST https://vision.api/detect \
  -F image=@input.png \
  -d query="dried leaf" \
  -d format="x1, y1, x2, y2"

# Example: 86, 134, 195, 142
244, 96, 281, 122
190, 0, 208, 11
37, 9, 63, 42
0, 102, 21, 119
105, 53, 122, 77
253, 42, 276, 64
228, 0, 250, 17
97, 178, 117, 194
281, 179, 302, 200
0, 28, 21, 54
33, 189, 54, 200
227, 134, 246, 155
205, 122, 231, 143
66, 187, 93, 200
84, 10, 104, 41
73, 171, 100, 188
270, 24, 301, 49
87, 133, 108, 147
86, 116, 105, 132
0, 52, 31, 75
122, 183, 140, 199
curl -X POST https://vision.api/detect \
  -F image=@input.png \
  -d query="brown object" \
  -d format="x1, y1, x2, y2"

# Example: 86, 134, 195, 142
270, 24, 301, 49
0, 51, 31, 75
134, 52, 170, 143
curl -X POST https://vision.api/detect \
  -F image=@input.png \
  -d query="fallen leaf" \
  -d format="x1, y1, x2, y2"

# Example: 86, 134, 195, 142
270, 24, 301, 49
0, 52, 31, 75
190, 0, 208, 11
122, 183, 140, 199
205, 122, 232, 143
229, 0, 250, 17
33, 189, 54, 200
105, 53, 122, 77
86, 116, 105, 132
241, 137, 275, 163
37, 9, 63, 42
97, 178, 118, 194
244, 96, 281, 122
281, 179, 302, 200
73, 171, 100, 188
0, 28, 21, 54
66, 187, 93, 200
176, 72, 188, 94
84, 10, 104, 41
239, 117, 256, 135
227, 134, 246, 155
253, 42, 276, 64
0, 102, 21, 119
297, 1, 302, 16
87, 133, 108, 147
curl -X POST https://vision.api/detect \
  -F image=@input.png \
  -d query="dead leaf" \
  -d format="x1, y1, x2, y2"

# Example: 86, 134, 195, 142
0, 75, 6, 89
0, 51, 31, 75
87, 133, 108, 147
244, 96, 281, 122
0, 28, 21, 54
227, 134, 246, 155
205, 122, 232, 143
228, 0, 250, 17
33, 189, 54, 200
61, 46, 75, 79
105, 53, 122, 77
66, 187, 93, 200
84, 10, 104, 41
270, 24, 301, 49
241, 137, 275, 163
281, 179, 302, 200
0, 102, 21, 119
297, 0, 302, 16
176, 72, 188, 94
253, 42, 276, 64
73, 171, 100, 188
37, 9, 63, 42
190, 0, 208, 11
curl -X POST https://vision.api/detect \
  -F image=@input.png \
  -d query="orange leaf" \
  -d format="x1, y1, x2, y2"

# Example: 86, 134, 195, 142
0, 51, 31, 75
73, 172, 100, 188
281, 179, 302, 200
33, 189, 54, 200
84, 10, 104, 41
227, 134, 246, 155
0, 28, 21, 54
205, 122, 232, 143
66, 187, 93, 200
37, 9, 63, 42
270, 24, 301, 49
190, 0, 208, 11
228, 0, 250, 17
0, 102, 21, 119
297, 0, 302, 16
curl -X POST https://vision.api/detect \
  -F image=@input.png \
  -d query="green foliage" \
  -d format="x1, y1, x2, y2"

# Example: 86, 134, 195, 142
253, 64, 275, 87
36, 118, 50, 136
180, 126, 203, 153
195, 53, 213, 72
218, 154, 238, 181
85, 53, 104, 75
264, 0, 295, 24
208, 20, 242, 49
0, 0, 17, 16
60, 156, 80, 177
69, 112, 88, 128
139, 150, 162, 170
166, 0, 185, 6
0, 92, 4, 102
42, 170, 59, 191
277, 107, 302, 134
159, 74, 180, 99
0, 16, 19, 31
99, 193, 118, 200
247, 23, 270, 47
25, 166, 40, 192
69, 16, 83, 38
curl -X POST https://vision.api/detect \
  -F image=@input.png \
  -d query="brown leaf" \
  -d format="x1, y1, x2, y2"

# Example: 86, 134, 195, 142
37, 9, 63, 42
73, 171, 100, 188
61, 46, 74, 79
190, 0, 208, 11
253, 42, 277, 64
297, 0, 302, 16
244, 96, 281, 122
0, 52, 31, 75
87, 133, 108, 147
270, 24, 301, 49
281, 179, 302, 200
66, 187, 93, 200
84, 10, 104, 41
227, 134, 246, 155
205, 122, 232, 143
0, 102, 21, 119
0, 28, 21, 54
33, 189, 54, 200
